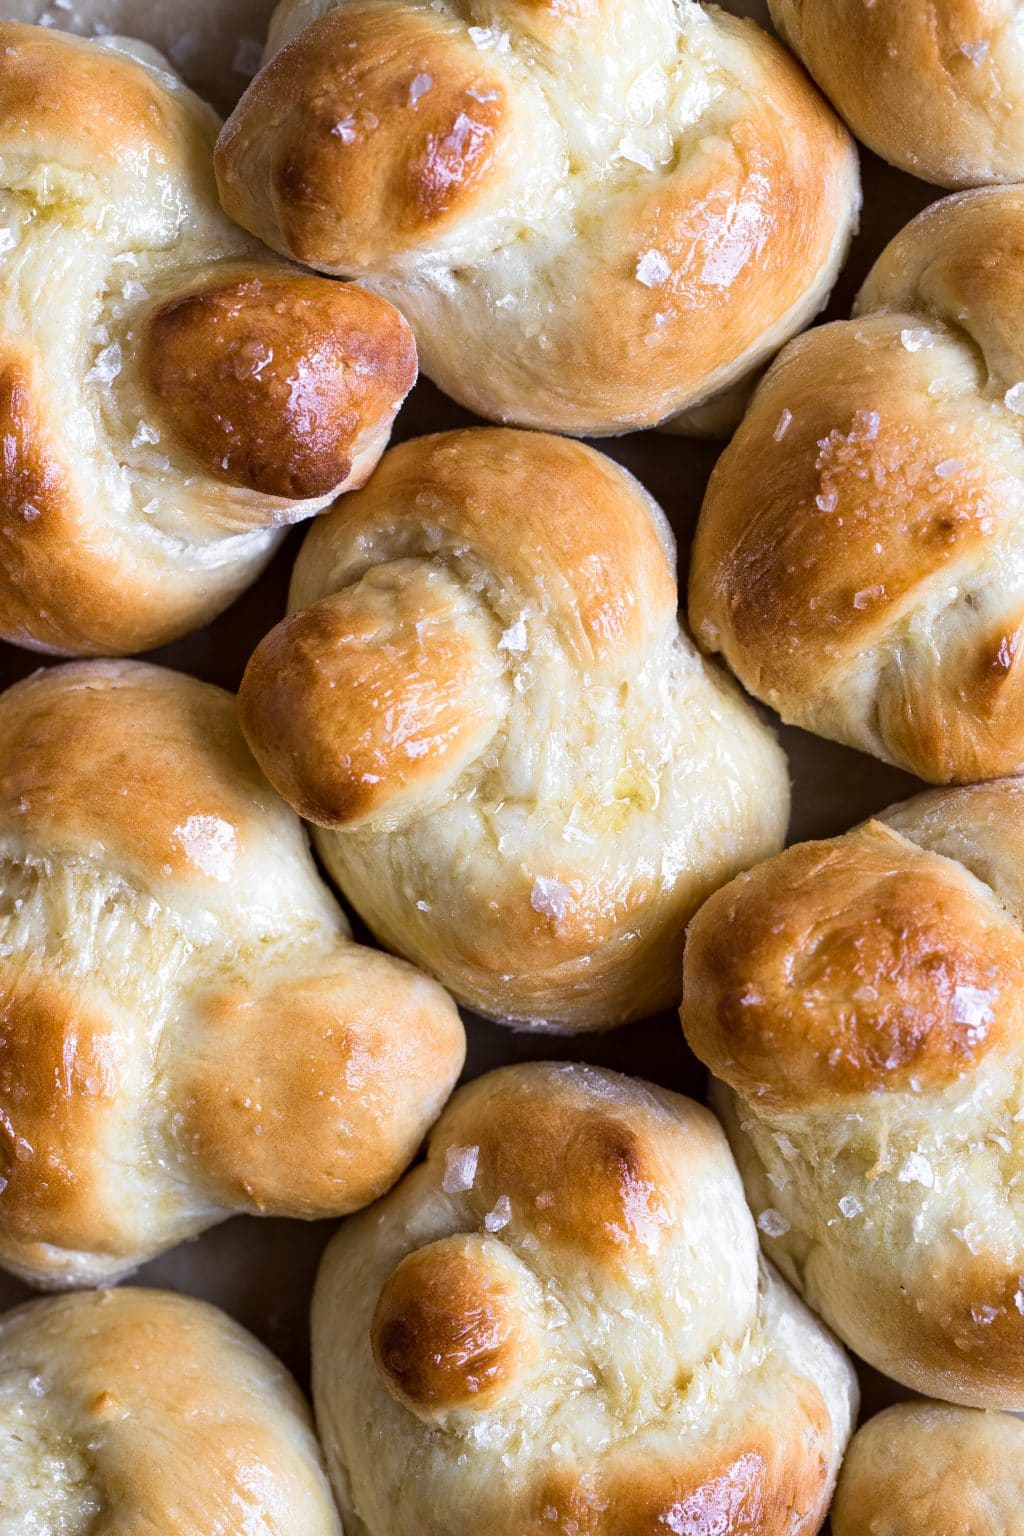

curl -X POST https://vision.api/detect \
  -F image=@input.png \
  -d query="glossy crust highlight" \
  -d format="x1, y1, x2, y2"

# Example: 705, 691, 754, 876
312, 1062, 857, 1536
682, 778, 1024, 1408
216, 0, 859, 435
0, 660, 464, 1288
0, 23, 415, 656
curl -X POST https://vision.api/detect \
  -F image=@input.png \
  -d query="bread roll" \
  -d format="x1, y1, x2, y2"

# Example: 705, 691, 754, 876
0, 22, 415, 656
831, 1399, 1024, 1536
772, 0, 1024, 189
239, 427, 790, 1030
214, 0, 859, 436
0, 1287, 342, 1532
0, 660, 464, 1288
682, 776, 1024, 1408
312, 1062, 858, 1536
691, 185, 1024, 785
0, 1, 276, 110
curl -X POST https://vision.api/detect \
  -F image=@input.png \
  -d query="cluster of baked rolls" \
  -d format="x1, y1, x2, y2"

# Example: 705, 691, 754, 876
3, 0, 1024, 1531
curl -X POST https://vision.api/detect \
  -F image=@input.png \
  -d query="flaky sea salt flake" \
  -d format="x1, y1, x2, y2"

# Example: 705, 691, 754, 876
635, 248, 671, 288
757, 1208, 790, 1238
443, 1144, 479, 1194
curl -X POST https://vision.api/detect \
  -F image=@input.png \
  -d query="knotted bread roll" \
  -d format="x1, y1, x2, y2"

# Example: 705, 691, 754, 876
238, 428, 790, 1031
312, 1062, 858, 1536
0, 23, 416, 656
682, 776, 1024, 1408
214, 0, 860, 436
691, 185, 1024, 785
0, 660, 464, 1289
830, 1399, 1024, 1536
0, 1287, 342, 1533
771, 0, 1024, 189
0, 2, 277, 110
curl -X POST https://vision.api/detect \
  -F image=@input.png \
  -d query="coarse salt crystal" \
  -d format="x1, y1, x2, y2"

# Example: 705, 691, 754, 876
442, 1144, 479, 1193
815, 489, 838, 512
484, 1195, 512, 1232
838, 1194, 863, 1219
934, 458, 964, 478
774, 408, 792, 441
757, 1208, 790, 1238
898, 1152, 934, 1188
1006, 383, 1024, 413
972, 1303, 999, 1324
531, 876, 570, 921
132, 421, 160, 448
408, 71, 433, 105
960, 40, 990, 64
635, 249, 671, 288
499, 619, 528, 653
85, 341, 122, 386
331, 118, 358, 143
171, 814, 236, 881
900, 328, 933, 352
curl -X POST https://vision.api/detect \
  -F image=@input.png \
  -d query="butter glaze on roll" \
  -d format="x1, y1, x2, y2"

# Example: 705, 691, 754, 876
682, 777, 1024, 1409
0, 23, 415, 656
239, 427, 790, 1031
0, 1288, 342, 1534
831, 1400, 1024, 1536
772, 0, 1024, 189
312, 1062, 858, 1536
0, 660, 464, 1289
691, 186, 1024, 785
215, 0, 860, 436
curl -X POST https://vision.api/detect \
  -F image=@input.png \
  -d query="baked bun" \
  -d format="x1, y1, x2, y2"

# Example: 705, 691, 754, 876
0, 2, 277, 110
0, 23, 416, 657
214, 0, 859, 436
312, 1062, 858, 1536
831, 1399, 1024, 1536
771, 0, 1024, 189
0, 1287, 341, 1533
0, 659, 464, 1289
691, 185, 1024, 785
681, 776, 1024, 1408
238, 428, 790, 1031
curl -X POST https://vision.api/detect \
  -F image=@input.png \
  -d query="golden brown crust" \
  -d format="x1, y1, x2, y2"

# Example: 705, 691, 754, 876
690, 187, 1024, 783
220, 4, 513, 270
530, 1396, 834, 1535
682, 777, 1024, 1408
239, 568, 506, 828
832, 1401, 1024, 1536
144, 270, 416, 499
238, 427, 789, 1029
0, 660, 464, 1287
372, 1235, 536, 1418
0, 658, 282, 885
682, 820, 1024, 1109
0, 23, 415, 657
0, 19, 201, 172
182, 954, 462, 1216
770, 0, 1024, 188
0, 1288, 342, 1533
0, 975, 129, 1272
217, 0, 859, 434
312, 1062, 857, 1535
